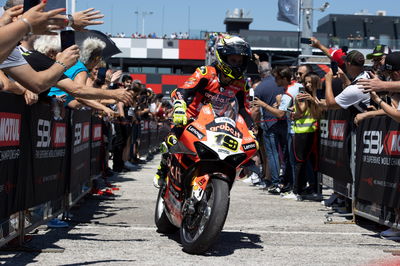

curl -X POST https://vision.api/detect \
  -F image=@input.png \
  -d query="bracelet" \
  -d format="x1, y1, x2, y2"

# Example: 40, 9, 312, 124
66, 14, 74, 27
378, 99, 383, 107
55, 60, 68, 72
20, 18, 33, 34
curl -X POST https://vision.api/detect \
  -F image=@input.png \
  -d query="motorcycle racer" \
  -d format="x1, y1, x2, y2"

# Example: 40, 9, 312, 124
154, 35, 254, 188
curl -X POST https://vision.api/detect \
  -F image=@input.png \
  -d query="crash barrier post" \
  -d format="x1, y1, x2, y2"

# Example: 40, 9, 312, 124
0, 92, 167, 248
319, 110, 400, 227
319, 109, 357, 222
353, 116, 400, 228
319, 109, 354, 199
137, 119, 171, 159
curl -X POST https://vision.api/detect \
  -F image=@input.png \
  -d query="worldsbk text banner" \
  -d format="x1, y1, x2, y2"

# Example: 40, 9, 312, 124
0, 93, 27, 219
25, 101, 68, 208
90, 115, 103, 177
70, 110, 92, 192
355, 116, 400, 208
319, 109, 353, 185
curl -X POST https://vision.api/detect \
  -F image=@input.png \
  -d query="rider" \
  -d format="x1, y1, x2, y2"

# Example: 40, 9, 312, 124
153, 35, 254, 188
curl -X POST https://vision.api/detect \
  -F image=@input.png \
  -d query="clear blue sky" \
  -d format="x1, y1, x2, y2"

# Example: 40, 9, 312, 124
2, 0, 399, 37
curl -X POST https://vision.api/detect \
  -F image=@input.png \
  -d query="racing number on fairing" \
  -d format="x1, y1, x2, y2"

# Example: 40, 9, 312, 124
222, 135, 238, 151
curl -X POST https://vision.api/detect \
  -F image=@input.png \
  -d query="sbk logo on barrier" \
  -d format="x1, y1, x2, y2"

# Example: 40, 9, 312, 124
320, 119, 346, 140
329, 120, 346, 141
362, 130, 400, 155
74, 122, 90, 146
0, 112, 21, 147
37, 120, 67, 148
52, 123, 66, 147
384, 131, 400, 155
92, 124, 102, 142
37, 119, 51, 148
363, 131, 384, 155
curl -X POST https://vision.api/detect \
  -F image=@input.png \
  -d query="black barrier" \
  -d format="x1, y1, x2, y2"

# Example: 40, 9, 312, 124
0, 95, 167, 247
149, 120, 158, 152
355, 116, 400, 209
139, 120, 149, 157
319, 109, 353, 195
158, 122, 171, 141
69, 110, 92, 194
0, 93, 27, 219
90, 115, 103, 178
25, 100, 68, 208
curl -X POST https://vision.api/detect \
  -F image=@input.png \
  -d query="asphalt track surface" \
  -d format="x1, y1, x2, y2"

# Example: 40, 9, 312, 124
1, 155, 400, 265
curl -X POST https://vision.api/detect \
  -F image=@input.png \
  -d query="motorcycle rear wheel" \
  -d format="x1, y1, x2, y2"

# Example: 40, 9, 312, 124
180, 178, 230, 254
154, 186, 179, 234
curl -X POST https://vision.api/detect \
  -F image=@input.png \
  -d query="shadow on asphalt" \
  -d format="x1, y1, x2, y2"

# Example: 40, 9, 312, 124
0, 172, 138, 265
162, 230, 263, 256
59, 259, 138, 266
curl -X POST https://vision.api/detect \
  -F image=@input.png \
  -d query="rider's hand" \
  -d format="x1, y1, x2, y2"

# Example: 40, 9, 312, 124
172, 100, 187, 126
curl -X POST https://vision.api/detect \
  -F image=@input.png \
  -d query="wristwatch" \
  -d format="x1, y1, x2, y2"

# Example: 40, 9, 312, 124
67, 14, 74, 27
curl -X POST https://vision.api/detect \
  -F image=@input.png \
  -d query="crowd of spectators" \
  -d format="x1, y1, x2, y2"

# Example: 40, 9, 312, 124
246, 34, 400, 238
0, 0, 174, 230
105, 31, 190, 39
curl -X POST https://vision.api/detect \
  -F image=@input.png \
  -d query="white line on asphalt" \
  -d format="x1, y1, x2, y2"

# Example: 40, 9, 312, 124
73, 225, 366, 236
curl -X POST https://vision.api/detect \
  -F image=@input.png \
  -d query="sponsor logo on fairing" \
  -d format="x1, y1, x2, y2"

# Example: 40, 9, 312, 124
242, 142, 257, 151
208, 122, 242, 138
187, 125, 204, 139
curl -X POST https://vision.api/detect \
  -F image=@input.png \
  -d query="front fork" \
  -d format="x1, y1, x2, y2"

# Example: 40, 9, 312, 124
182, 174, 210, 216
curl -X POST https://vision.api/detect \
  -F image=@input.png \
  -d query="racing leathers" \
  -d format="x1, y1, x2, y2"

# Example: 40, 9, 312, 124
153, 64, 254, 187
171, 64, 254, 128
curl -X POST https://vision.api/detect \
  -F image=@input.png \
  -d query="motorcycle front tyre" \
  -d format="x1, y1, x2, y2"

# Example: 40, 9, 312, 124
154, 186, 179, 234
180, 178, 230, 254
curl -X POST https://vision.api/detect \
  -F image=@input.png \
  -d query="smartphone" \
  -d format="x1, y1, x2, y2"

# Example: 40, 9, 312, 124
249, 88, 255, 101
300, 37, 312, 44
23, 0, 40, 12
330, 61, 338, 75
97, 67, 107, 84
60, 30, 75, 51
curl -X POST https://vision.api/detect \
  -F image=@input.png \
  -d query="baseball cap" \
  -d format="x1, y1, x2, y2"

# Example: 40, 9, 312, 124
384, 52, 400, 71
342, 50, 365, 67
329, 48, 346, 67
366, 44, 392, 60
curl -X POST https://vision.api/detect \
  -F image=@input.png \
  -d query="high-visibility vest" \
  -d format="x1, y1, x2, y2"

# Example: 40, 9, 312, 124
293, 108, 318, 134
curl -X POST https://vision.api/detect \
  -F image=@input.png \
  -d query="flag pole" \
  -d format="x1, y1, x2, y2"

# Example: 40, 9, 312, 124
297, 0, 301, 58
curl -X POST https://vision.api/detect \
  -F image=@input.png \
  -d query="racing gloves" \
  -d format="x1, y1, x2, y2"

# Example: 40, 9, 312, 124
172, 100, 187, 126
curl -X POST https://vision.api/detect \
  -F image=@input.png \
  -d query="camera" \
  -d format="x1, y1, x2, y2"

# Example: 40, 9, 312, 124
300, 38, 312, 45
330, 61, 338, 75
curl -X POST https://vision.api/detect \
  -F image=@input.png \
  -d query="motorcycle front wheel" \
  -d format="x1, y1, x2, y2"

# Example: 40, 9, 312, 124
180, 178, 230, 254
154, 186, 179, 234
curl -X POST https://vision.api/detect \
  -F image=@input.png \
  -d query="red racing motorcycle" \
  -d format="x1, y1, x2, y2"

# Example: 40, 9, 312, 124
154, 98, 258, 254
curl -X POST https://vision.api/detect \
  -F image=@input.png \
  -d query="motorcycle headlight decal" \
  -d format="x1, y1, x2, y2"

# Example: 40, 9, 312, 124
194, 141, 219, 160
224, 153, 247, 168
